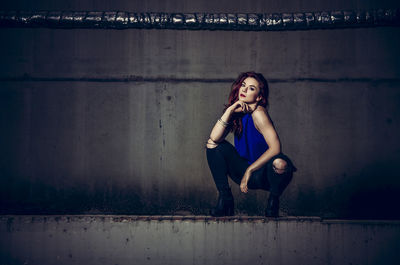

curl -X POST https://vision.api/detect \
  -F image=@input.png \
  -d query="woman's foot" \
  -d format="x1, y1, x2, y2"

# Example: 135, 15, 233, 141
210, 195, 234, 217
265, 194, 279, 217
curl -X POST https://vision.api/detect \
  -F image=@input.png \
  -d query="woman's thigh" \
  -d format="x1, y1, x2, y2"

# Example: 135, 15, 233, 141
247, 166, 269, 190
215, 140, 249, 185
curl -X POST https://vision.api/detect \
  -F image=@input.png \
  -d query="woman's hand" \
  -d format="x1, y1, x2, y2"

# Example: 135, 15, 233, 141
228, 100, 251, 114
240, 169, 252, 193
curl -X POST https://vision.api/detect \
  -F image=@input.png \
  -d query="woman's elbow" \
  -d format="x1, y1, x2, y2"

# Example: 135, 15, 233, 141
270, 144, 281, 156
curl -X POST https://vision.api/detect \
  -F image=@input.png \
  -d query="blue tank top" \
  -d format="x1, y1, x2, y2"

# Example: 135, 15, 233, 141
234, 113, 269, 165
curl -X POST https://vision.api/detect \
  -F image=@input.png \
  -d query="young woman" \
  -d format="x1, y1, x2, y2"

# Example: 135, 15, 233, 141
206, 71, 296, 217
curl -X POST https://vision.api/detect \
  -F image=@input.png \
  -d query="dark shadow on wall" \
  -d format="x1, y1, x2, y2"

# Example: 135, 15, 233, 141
290, 156, 400, 219
0, 173, 216, 215
344, 160, 400, 219
1, 166, 400, 218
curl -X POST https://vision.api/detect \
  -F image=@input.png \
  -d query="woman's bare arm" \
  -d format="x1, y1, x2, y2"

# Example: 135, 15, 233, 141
248, 106, 281, 172
240, 106, 281, 192
206, 108, 234, 148
207, 100, 250, 148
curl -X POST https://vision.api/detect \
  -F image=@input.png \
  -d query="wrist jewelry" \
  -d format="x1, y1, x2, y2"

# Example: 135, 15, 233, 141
218, 118, 230, 127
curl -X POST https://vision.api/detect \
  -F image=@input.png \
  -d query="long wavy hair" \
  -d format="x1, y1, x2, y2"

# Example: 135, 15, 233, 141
225, 72, 269, 137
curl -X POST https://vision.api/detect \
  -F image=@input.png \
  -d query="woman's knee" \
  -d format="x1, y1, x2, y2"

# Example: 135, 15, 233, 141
206, 138, 219, 149
206, 139, 229, 149
272, 158, 288, 175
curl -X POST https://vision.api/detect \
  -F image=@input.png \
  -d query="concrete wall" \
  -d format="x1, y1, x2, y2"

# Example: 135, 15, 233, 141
1, 215, 400, 265
1, 0, 400, 218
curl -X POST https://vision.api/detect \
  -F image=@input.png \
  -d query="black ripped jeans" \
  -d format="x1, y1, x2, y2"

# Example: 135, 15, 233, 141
206, 140, 296, 197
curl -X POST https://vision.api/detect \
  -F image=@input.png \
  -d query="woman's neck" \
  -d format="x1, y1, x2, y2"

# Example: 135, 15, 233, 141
247, 102, 258, 112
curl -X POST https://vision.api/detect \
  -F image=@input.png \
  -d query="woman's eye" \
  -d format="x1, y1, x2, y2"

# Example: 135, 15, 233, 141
241, 83, 245, 87
250, 87, 255, 91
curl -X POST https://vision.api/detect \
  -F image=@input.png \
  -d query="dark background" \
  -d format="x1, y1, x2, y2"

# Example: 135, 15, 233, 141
1, 0, 400, 218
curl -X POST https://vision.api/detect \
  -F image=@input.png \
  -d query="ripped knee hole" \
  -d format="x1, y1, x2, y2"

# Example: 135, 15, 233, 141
272, 158, 288, 174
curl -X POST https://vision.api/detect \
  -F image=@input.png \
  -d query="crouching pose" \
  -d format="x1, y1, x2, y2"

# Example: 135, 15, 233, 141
206, 71, 296, 217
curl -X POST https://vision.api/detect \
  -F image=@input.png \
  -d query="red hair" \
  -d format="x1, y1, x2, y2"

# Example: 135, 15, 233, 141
225, 72, 269, 136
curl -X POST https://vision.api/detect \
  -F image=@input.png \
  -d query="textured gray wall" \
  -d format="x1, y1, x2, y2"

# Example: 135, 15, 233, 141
1, 0, 400, 218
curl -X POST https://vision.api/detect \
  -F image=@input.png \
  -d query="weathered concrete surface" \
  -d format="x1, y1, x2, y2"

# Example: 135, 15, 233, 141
0, 215, 399, 265
1, 0, 400, 218
1, 79, 400, 217
1, 27, 400, 81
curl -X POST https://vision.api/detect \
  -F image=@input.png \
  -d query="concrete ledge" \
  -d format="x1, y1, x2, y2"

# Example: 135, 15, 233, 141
1, 214, 324, 223
3, 214, 400, 224
1, 215, 400, 265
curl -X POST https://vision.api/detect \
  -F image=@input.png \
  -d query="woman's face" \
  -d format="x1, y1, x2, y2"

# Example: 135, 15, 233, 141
238, 77, 262, 104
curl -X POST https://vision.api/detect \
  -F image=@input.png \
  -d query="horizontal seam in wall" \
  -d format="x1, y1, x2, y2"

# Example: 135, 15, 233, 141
1, 76, 400, 83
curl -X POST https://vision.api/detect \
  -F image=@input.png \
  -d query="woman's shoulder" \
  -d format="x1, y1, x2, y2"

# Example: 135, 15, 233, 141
252, 105, 268, 117
251, 105, 271, 127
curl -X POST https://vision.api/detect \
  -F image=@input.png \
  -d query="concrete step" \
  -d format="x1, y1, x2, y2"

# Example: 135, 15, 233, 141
1, 215, 400, 265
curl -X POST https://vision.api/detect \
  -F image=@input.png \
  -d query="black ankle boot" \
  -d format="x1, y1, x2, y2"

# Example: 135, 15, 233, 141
210, 195, 234, 217
265, 194, 279, 217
